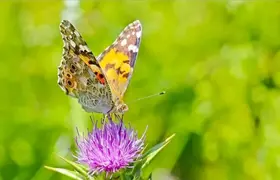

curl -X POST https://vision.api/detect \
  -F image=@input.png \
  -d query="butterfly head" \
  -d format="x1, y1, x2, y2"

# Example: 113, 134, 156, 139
116, 103, 129, 113
112, 98, 129, 114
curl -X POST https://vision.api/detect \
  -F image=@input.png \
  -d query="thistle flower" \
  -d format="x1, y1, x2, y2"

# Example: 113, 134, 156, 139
75, 116, 146, 175
45, 116, 174, 180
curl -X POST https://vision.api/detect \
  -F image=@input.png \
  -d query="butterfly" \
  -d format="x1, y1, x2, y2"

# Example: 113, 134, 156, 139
57, 20, 142, 115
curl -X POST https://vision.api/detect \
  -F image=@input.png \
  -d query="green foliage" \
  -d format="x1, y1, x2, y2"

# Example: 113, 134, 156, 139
1, 1, 280, 180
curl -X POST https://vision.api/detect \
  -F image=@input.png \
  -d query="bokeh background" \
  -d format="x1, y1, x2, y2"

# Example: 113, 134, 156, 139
2, 0, 280, 179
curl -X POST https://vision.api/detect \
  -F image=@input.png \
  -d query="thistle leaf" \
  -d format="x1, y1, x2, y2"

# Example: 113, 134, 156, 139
142, 134, 175, 168
139, 134, 175, 179
44, 166, 84, 180
59, 155, 88, 177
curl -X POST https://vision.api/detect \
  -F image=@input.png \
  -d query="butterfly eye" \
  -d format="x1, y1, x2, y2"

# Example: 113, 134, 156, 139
117, 104, 129, 113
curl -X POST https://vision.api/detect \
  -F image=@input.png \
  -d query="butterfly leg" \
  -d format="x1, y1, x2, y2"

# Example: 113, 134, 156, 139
113, 113, 124, 121
90, 113, 95, 123
105, 113, 113, 122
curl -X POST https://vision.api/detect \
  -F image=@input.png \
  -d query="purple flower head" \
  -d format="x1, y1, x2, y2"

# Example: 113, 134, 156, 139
76, 117, 146, 174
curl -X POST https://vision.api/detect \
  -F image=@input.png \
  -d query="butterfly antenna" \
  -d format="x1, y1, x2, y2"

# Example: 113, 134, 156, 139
128, 91, 166, 104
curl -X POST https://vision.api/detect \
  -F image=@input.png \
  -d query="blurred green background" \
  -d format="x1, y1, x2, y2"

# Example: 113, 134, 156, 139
2, 0, 280, 179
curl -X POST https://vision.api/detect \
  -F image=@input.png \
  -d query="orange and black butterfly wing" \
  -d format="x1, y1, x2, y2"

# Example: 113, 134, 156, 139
97, 20, 142, 100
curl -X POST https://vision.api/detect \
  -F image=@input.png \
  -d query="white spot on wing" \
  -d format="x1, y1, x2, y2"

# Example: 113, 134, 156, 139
84, 45, 90, 52
79, 45, 90, 52
128, 44, 138, 52
70, 40, 76, 48
79, 45, 85, 51
121, 39, 127, 46
136, 31, 141, 38
74, 30, 80, 37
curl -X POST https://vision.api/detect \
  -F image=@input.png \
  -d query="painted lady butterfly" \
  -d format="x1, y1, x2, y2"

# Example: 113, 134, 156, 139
57, 20, 142, 115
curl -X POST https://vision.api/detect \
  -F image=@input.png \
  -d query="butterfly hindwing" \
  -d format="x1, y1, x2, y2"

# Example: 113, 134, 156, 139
58, 20, 114, 113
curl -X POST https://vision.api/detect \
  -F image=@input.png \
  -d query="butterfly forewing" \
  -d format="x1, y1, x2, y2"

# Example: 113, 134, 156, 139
97, 20, 142, 100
